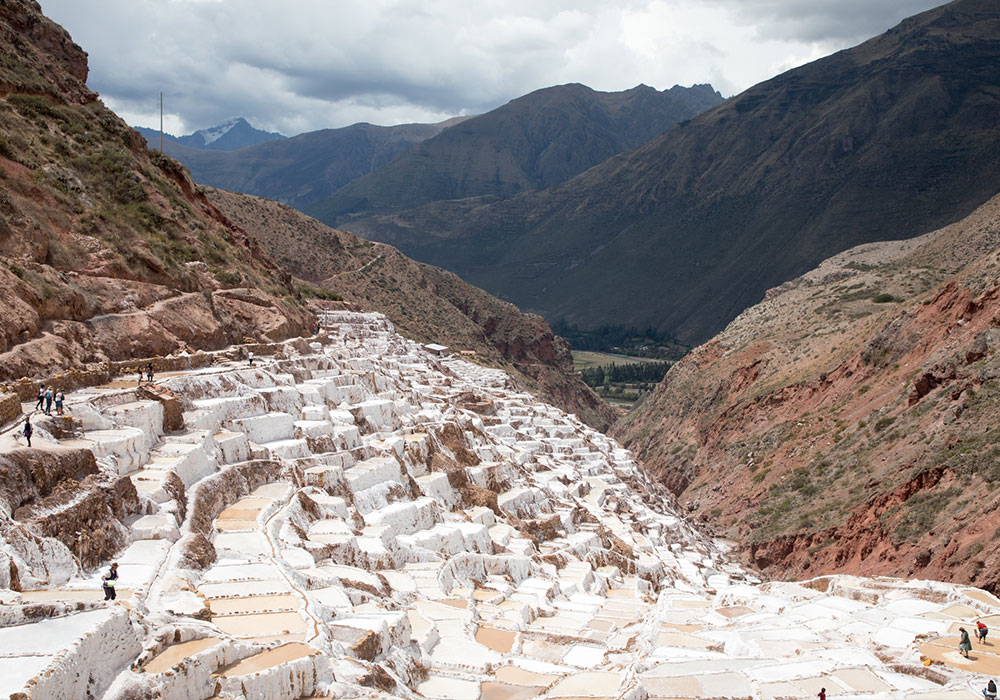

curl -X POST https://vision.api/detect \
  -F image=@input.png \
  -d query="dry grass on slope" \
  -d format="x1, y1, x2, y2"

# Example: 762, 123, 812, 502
615, 193, 1000, 592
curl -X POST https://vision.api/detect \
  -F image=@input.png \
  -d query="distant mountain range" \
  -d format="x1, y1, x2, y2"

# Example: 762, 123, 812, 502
308, 83, 723, 226
341, 0, 1000, 346
134, 83, 721, 223
146, 119, 467, 212
136, 117, 284, 151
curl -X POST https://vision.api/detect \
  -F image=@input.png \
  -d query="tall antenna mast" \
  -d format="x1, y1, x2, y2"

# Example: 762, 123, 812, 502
159, 92, 164, 153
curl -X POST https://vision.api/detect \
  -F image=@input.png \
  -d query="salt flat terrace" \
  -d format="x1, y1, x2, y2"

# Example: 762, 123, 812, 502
0, 311, 997, 700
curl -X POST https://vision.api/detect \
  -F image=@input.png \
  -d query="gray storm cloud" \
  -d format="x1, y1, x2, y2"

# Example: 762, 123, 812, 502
39, 0, 945, 135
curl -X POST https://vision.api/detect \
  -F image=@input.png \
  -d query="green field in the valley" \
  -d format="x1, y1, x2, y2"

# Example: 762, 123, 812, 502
571, 350, 659, 371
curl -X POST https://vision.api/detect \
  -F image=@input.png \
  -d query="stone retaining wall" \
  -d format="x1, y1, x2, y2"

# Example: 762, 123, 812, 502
2, 337, 327, 405
0, 391, 20, 426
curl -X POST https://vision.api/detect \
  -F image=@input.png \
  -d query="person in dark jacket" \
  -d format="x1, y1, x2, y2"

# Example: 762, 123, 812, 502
146, 362, 153, 383
44, 386, 53, 415
102, 562, 119, 601
983, 678, 997, 700
22, 417, 32, 447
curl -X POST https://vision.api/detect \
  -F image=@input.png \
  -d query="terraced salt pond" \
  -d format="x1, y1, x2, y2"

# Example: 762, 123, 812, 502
0, 311, 997, 700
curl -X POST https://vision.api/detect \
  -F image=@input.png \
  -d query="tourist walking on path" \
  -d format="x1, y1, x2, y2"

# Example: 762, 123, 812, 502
978, 621, 989, 643
960, 627, 973, 658
248, 351, 254, 367
54, 391, 64, 415
146, 362, 154, 383
34, 386, 44, 411
984, 678, 997, 700
22, 417, 32, 447
817, 688, 826, 700
44, 386, 53, 415
102, 563, 119, 601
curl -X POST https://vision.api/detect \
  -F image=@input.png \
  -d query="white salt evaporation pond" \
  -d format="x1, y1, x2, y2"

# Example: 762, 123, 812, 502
0, 310, 996, 700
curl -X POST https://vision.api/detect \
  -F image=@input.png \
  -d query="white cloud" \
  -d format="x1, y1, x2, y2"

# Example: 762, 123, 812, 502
38, 0, 945, 136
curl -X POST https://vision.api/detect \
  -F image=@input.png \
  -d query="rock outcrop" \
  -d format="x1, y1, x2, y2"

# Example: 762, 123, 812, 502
615, 192, 1000, 590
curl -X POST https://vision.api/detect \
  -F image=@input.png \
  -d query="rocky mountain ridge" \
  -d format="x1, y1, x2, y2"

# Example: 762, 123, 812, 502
343, 0, 1000, 346
136, 117, 285, 152
311, 82, 723, 227
137, 117, 467, 212
614, 191, 1000, 594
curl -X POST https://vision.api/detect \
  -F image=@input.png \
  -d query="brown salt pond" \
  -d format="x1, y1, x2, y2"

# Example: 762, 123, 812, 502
208, 594, 300, 616
641, 675, 702, 697
494, 665, 561, 687
938, 603, 981, 620
481, 681, 542, 700
716, 605, 755, 619
212, 611, 308, 638
144, 637, 222, 674
654, 631, 714, 649
217, 642, 317, 677
830, 668, 892, 693
548, 672, 622, 698
920, 639, 1000, 675
214, 519, 259, 532
963, 589, 1000, 607
587, 619, 614, 632
476, 625, 516, 653
434, 598, 471, 610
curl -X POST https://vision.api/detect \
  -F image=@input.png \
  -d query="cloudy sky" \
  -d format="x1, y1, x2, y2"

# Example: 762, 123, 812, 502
40, 0, 944, 138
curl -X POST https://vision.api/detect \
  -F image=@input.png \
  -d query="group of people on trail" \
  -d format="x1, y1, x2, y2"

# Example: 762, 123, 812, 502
137, 362, 154, 386
34, 385, 64, 416
21, 385, 67, 447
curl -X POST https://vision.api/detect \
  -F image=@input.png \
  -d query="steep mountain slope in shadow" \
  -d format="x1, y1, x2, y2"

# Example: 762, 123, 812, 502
346, 0, 1000, 346
207, 188, 617, 431
310, 82, 722, 225
143, 119, 465, 212
615, 191, 1000, 592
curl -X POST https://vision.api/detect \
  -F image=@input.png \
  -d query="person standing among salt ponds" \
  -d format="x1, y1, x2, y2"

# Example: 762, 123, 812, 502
977, 620, 989, 644
960, 627, 973, 658
248, 350, 254, 367
22, 416, 32, 447
983, 678, 997, 700
102, 562, 119, 601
